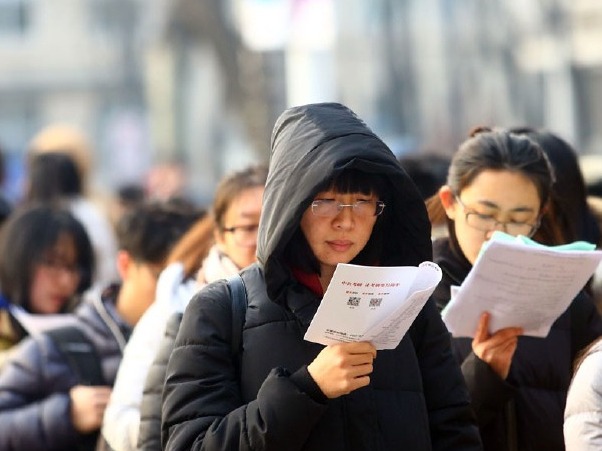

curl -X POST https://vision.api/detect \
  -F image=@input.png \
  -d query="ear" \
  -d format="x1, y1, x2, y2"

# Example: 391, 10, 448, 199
539, 200, 550, 217
214, 227, 227, 252
116, 250, 132, 281
439, 185, 458, 220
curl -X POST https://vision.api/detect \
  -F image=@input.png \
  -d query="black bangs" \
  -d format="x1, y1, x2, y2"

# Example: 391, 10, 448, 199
320, 168, 387, 199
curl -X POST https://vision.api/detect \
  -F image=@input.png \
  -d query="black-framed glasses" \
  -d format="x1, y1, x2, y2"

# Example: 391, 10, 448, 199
222, 224, 259, 247
455, 196, 540, 237
310, 200, 386, 218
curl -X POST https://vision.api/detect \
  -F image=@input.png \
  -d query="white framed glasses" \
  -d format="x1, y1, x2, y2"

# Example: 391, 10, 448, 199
310, 200, 386, 218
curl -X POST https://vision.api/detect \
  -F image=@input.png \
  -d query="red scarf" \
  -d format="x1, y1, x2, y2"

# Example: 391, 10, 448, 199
291, 267, 324, 298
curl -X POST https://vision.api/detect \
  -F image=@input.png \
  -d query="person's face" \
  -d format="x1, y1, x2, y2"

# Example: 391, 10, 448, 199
29, 233, 81, 314
441, 169, 542, 264
215, 186, 264, 269
300, 190, 380, 279
120, 258, 163, 326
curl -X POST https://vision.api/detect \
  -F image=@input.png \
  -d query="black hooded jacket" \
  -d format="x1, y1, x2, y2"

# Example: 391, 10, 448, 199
161, 103, 482, 450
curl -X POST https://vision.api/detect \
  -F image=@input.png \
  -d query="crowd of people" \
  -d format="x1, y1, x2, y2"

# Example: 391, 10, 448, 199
0, 103, 601, 450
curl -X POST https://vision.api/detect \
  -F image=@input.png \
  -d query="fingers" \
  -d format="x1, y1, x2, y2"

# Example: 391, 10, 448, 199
471, 316, 523, 380
90, 387, 111, 412
473, 312, 523, 343
70, 386, 109, 433
339, 341, 377, 358
308, 341, 377, 399
473, 312, 490, 342
490, 326, 523, 343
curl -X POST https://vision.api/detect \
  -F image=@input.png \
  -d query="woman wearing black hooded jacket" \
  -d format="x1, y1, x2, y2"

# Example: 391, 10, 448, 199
161, 102, 482, 451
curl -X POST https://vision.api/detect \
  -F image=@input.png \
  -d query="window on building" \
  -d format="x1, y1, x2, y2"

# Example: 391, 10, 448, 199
0, 0, 30, 35
89, 0, 135, 37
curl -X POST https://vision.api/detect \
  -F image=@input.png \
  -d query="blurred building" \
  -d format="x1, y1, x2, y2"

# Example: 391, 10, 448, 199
1, 0, 602, 203
0, 0, 150, 199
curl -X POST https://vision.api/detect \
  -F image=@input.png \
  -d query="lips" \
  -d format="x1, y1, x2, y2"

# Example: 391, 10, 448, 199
47, 296, 67, 313
326, 240, 353, 252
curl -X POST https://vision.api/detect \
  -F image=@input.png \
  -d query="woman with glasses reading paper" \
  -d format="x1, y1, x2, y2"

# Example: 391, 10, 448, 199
0, 204, 94, 370
426, 127, 602, 451
102, 164, 267, 451
160, 103, 482, 450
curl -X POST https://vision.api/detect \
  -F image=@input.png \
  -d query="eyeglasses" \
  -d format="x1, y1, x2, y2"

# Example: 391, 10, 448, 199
39, 256, 82, 280
310, 200, 386, 217
455, 196, 540, 237
222, 224, 259, 247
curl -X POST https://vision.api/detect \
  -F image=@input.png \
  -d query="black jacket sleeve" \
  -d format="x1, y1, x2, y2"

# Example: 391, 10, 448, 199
460, 351, 517, 428
161, 282, 328, 451
138, 312, 183, 451
409, 299, 483, 450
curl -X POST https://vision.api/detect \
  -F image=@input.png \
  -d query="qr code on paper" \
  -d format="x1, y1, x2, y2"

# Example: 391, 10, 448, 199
369, 298, 382, 307
347, 296, 360, 307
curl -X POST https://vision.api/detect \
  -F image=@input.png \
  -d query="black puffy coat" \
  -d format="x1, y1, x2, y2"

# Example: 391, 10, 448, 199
433, 237, 602, 451
138, 312, 183, 451
161, 102, 482, 451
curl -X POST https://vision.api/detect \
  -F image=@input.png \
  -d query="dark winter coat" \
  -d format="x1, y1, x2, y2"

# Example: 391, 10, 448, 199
433, 237, 602, 451
161, 102, 482, 451
0, 286, 131, 451
138, 312, 183, 451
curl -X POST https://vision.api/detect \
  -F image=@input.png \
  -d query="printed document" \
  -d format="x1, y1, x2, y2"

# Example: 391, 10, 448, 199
441, 235, 602, 338
10, 305, 79, 336
304, 261, 442, 350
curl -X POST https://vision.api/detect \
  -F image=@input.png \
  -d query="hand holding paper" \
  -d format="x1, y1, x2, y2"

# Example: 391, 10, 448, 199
304, 261, 442, 350
441, 232, 602, 338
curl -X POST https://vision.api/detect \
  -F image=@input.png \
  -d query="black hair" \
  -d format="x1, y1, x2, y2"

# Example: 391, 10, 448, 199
398, 152, 451, 200
115, 200, 204, 264
426, 127, 563, 246
117, 183, 146, 207
26, 152, 82, 202
509, 127, 600, 245
0, 204, 94, 311
446, 129, 554, 209
283, 168, 390, 275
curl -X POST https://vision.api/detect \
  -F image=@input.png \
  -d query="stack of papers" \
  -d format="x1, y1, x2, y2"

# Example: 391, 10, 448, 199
304, 262, 442, 350
442, 232, 602, 338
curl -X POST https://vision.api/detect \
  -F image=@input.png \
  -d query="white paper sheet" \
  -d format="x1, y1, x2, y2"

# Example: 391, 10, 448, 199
10, 305, 79, 336
441, 240, 602, 338
304, 261, 442, 350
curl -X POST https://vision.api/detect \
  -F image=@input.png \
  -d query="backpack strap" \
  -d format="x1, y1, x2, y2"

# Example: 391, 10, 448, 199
46, 326, 105, 386
226, 273, 248, 371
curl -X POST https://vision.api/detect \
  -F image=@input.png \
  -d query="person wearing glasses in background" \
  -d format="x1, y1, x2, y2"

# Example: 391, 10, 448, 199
0, 204, 94, 370
160, 103, 482, 451
102, 164, 268, 451
0, 201, 201, 451
426, 127, 602, 451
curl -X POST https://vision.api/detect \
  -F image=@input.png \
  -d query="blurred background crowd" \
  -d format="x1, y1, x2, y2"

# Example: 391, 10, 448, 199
1, 0, 602, 208
2, 2, 602, 449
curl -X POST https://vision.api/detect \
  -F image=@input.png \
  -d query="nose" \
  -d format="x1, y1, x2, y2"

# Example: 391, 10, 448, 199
491, 220, 506, 232
484, 220, 506, 240
56, 266, 80, 287
333, 205, 354, 229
